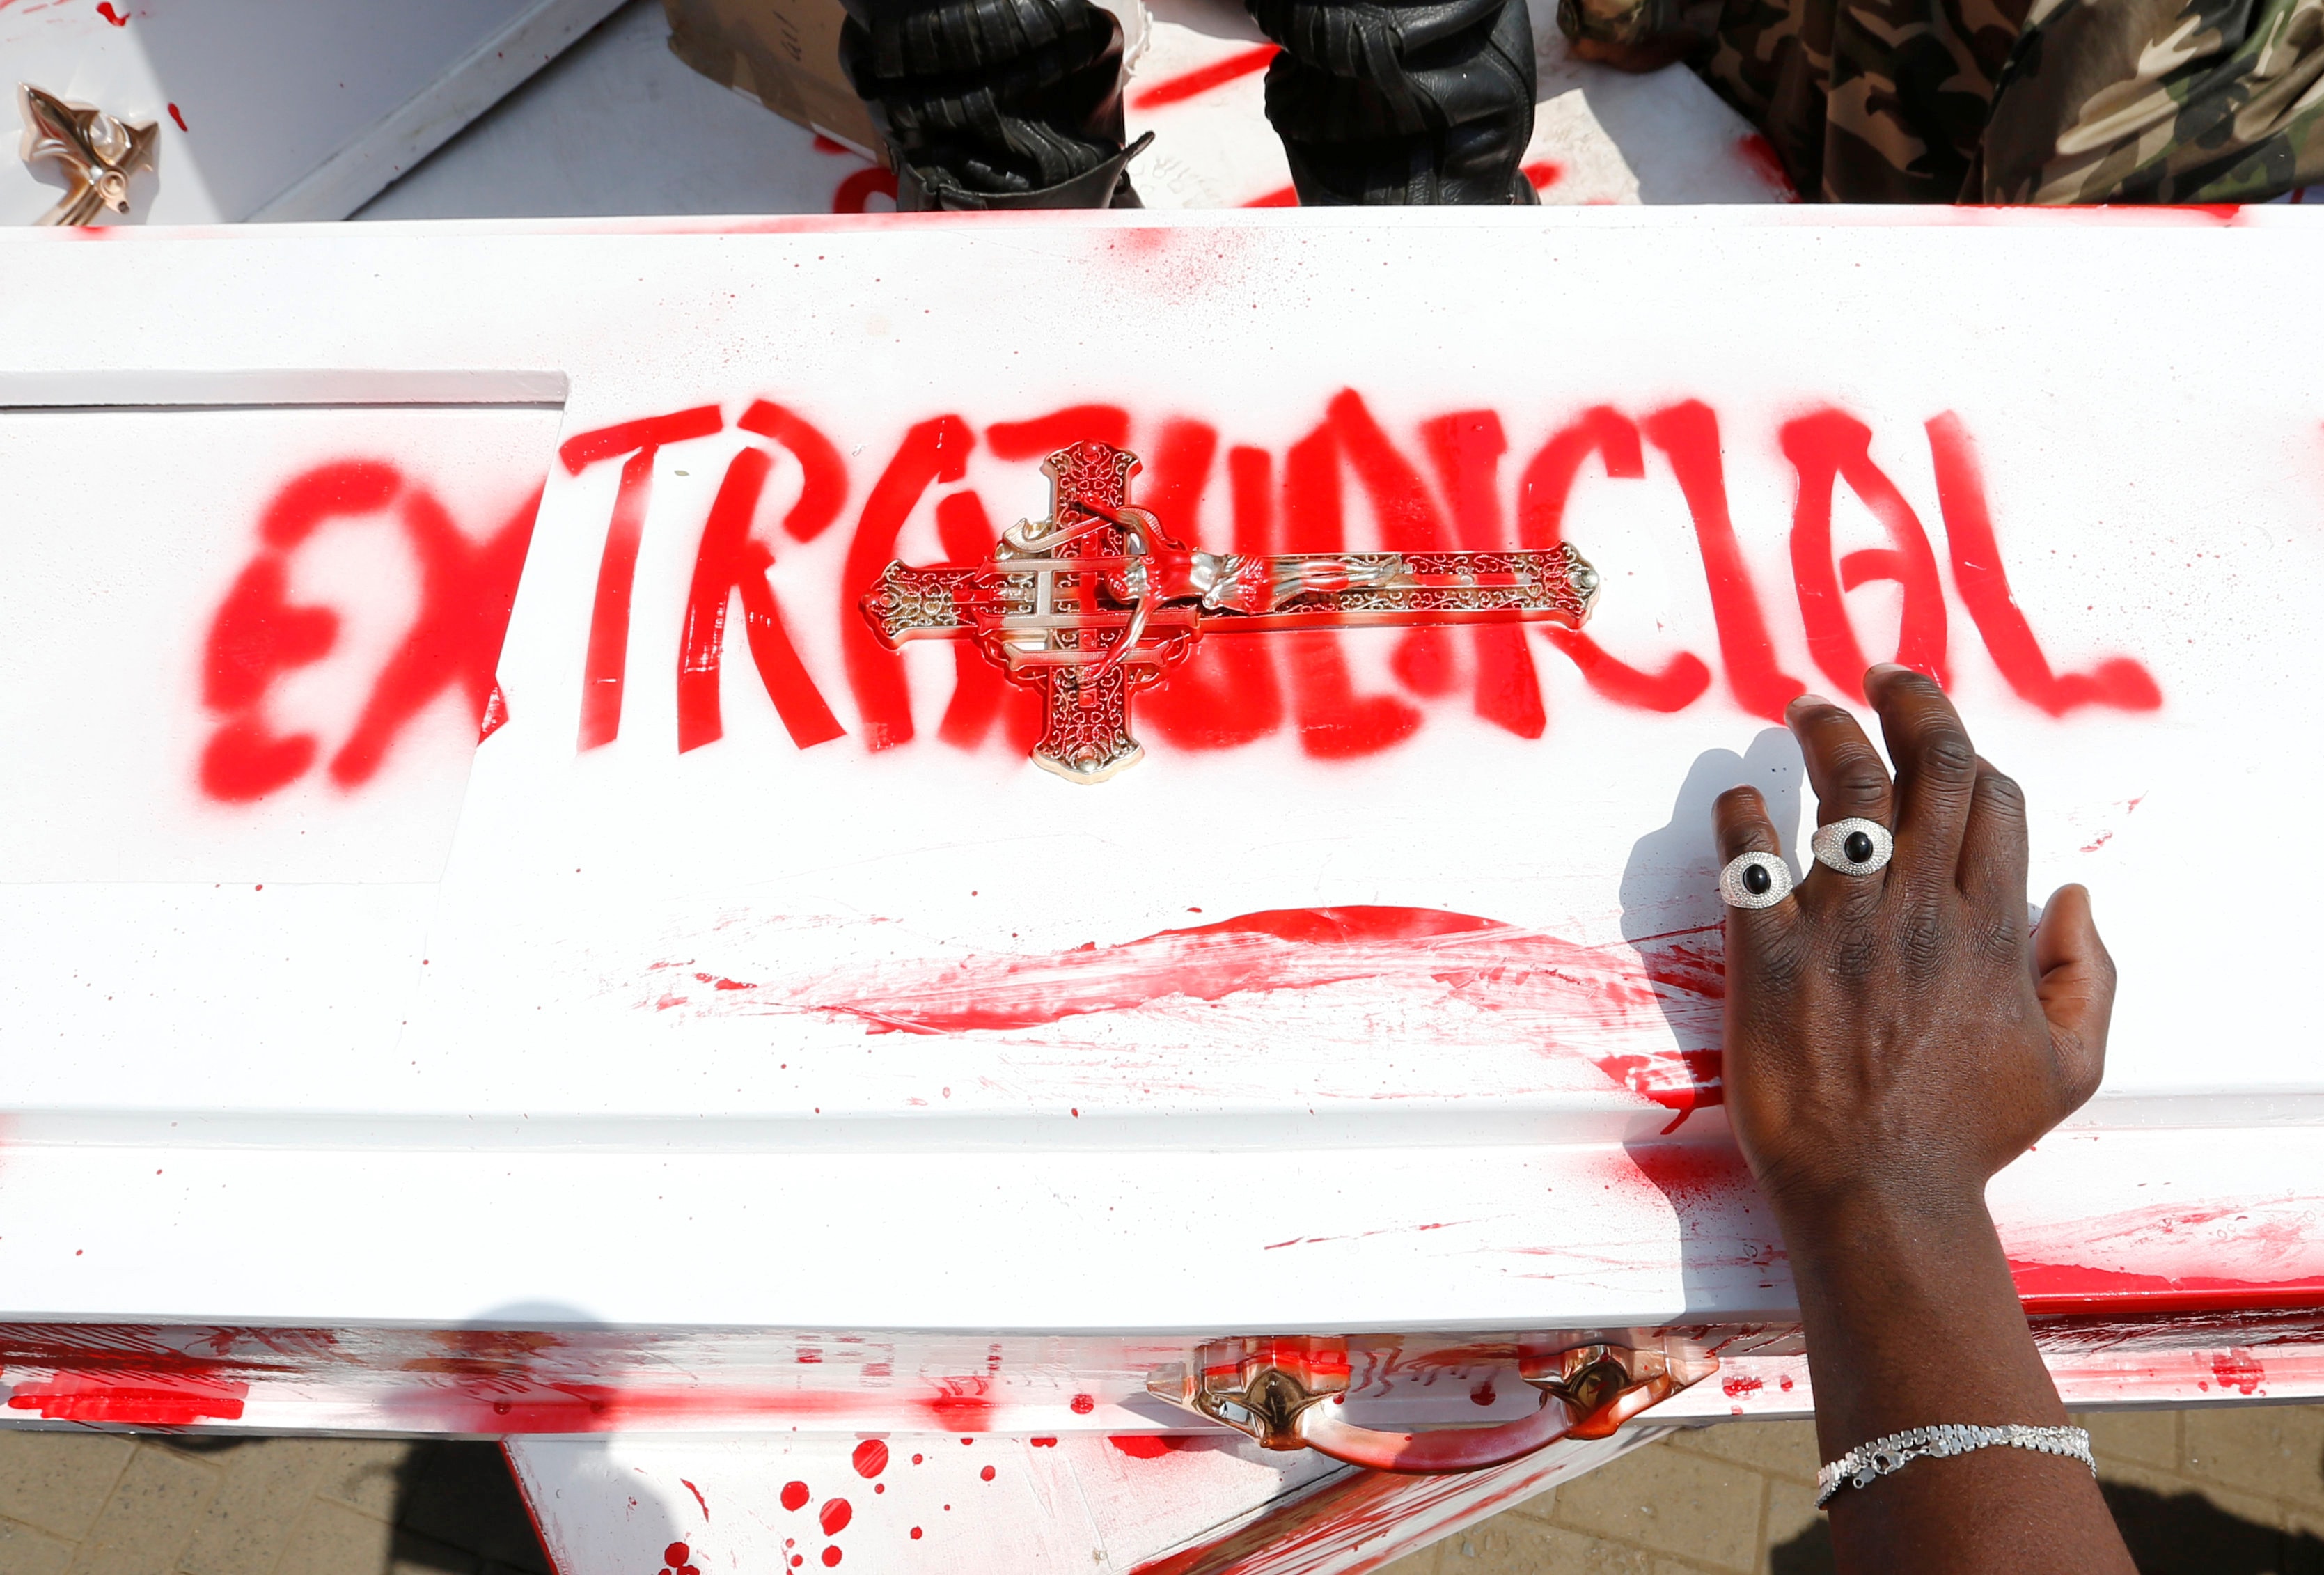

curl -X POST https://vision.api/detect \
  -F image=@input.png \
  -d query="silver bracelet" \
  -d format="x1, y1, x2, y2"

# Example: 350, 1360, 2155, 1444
1816, 1424, 2096, 1509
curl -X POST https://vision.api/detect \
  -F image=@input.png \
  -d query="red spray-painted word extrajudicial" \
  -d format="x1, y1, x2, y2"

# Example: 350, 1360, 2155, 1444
197, 394, 2158, 801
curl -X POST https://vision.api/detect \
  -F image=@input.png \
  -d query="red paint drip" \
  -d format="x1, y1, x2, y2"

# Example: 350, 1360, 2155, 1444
922, 1378, 994, 1432
851, 1439, 888, 1478
1070, 1393, 1095, 1415
819, 1498, 852, 1535
167, 102, 187, 132
781, 1481, 811, 1512
1129, 42, 1280, 109
96, 1, 127, 23
681, 1480, 708, 1519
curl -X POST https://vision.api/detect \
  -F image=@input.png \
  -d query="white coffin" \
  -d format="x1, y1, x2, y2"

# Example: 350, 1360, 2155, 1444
1, 214, 2322, 1528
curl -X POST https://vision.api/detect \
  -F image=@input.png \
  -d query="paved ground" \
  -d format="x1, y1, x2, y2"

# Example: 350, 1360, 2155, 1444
3, 1406, 2320, 1572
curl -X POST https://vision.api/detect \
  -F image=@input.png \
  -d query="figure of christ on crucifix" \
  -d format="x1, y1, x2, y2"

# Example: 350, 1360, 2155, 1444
859, 439, 1603, 782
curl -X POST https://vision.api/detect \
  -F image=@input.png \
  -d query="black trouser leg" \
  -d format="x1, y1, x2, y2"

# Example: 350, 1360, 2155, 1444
840, 0, 1148, 209
1247, 0, 1540, 204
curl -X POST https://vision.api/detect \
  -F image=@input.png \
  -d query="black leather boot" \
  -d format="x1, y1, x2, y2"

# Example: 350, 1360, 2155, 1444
1245, 0, 1540, 205
841, 0, 1149, 209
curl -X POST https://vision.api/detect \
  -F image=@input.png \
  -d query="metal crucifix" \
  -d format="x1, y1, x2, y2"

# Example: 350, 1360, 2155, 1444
858, 439, 1603, 783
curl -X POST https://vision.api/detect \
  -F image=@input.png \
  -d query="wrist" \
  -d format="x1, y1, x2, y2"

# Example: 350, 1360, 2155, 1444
1771, 1179, 1997, 1279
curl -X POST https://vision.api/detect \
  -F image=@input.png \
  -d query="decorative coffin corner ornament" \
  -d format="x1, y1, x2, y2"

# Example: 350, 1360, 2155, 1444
17, 84, 159, 227
859, 439, 1603, 783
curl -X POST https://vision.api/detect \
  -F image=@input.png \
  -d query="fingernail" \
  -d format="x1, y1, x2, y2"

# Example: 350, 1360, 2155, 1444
1866, 662, 1909, 679
1789, 693, 1830, 710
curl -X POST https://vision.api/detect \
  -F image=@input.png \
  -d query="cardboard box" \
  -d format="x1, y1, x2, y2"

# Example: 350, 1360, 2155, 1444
663, 0, 887, 161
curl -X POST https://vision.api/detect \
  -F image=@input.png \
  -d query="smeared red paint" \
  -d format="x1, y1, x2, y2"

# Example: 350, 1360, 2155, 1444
97, 1, 127, 23
677, 445, 847, 752
781, 1480, 811, 1511
1110, 1435, 1176, 1458
923, 1377, 995, 1431
738, 905, 1724, 1121
166, 103, 186, 132
1242, 185, 1298, 207
1030, 1436, 1058, 1445
1129, 43, 1280, 109
1925, 414, 2161, 715
199, 462, 540, 799
2010, 1259, 2324, 1317
565, 406, 727, 751
851, 1439, 888, 1478
6, 1372, 246, 1424
1734, 134, 1800, 200
681, 1479, 709, 1519
819, 1498, 852, 1535
1522, 161, 1561, 190
1782, 409, 1949, 695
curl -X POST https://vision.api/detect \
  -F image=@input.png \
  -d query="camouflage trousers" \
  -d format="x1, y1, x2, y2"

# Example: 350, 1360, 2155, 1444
1564, 0, 2324, 201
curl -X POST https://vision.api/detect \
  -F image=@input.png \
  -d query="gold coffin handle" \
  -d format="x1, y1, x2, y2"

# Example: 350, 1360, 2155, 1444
1145, 1338, 1717, 1475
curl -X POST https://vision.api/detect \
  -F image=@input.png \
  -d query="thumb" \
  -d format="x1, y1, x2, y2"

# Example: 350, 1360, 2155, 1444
2034, 884, 2115, 1107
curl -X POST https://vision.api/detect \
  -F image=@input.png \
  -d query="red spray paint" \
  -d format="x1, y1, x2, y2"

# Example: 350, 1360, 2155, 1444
1780, 409, 1949, 695
564, 405, 727, 750
1138, 426, 1287, 749
842, 417, 975, 749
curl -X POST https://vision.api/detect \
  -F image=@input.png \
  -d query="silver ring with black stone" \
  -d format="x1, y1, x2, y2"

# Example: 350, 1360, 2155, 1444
1809, 817, 1894, 877
1719, 851, 1793, 909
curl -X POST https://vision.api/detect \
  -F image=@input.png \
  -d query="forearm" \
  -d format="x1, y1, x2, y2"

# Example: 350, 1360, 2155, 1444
1783, 1193, 2133, 1574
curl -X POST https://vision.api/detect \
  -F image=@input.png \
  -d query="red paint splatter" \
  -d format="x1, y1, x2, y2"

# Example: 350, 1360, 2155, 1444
822, 1550, 843, 1568
778, 906, 1722, 1122
851, 1439, 888, 1478
681, 1480, 708, 1519
96, 1, 127, 23
2211, 1350, 2266, 1395
1722, 1375, 1764, 1397
6, 1372, 246, 1424
166, 103, 187, 132
781, 1481, 811, 1512
819, 1499, 852, 1535
1242, 185, 1298, 207
1521, 160, 1561, 190
980, 1464, 996, 1482
1070, 1393, 1095, 1415
1129, 43, 1280, 109
664, 1542, 690, 1567
1030, 1436, 1058, 1446
562, 405, 728, 751
911, 1528, 923, 1539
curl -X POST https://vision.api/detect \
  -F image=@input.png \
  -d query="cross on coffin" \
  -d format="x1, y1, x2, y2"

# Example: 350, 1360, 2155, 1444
858, 439, 1603, 783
